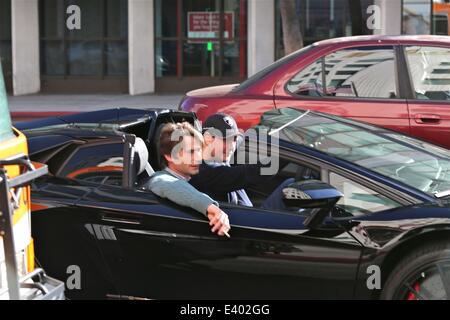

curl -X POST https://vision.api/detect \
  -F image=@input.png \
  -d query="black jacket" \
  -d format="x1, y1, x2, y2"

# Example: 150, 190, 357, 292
189, 162, 270, 205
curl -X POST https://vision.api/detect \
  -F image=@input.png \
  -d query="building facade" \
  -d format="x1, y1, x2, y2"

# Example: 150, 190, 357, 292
0, 0, 448, 95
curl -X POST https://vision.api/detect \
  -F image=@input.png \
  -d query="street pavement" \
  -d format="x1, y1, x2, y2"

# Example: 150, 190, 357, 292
9, 94, 183, 122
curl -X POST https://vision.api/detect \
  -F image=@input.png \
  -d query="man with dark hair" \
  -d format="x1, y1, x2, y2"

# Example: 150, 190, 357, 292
190, 113, 307, 210
190, 113, 278, 208
147, 122, 230, 237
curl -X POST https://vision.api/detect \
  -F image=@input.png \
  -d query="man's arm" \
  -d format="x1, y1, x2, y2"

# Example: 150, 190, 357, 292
147, 172, 231, 237
190, 164, 272, 193
148, 172, 218, 216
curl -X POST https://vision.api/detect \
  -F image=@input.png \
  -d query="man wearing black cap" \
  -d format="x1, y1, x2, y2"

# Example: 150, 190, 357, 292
189, 113, 275, 207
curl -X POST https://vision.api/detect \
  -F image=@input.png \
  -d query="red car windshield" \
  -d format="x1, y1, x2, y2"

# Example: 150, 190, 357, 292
234, 44, 316, 93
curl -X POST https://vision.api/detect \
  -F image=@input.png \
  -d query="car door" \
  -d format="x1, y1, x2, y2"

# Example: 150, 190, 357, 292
274, 45, 411, 135
31, 138, 127, 299
80, 139, 367, 301
79, 184, 363, 299
31, 178, 120, 299
403, 45, 450, 148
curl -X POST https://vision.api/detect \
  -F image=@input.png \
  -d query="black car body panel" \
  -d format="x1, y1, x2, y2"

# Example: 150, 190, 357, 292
22, 108, 450, 299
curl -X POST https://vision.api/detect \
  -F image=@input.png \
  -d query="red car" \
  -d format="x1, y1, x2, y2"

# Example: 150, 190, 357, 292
179, 35, 450, 148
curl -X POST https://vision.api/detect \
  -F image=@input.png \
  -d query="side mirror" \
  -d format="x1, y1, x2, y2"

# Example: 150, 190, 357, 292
282, 180, 343, 229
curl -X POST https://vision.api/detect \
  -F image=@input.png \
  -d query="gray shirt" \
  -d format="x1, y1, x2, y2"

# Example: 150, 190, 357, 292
147, 169, 218, 216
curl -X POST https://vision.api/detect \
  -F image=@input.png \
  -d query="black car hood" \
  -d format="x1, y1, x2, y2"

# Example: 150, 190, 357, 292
345, 202, 450, 249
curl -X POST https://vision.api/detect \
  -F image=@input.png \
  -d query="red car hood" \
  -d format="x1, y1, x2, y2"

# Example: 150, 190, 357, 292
185, 84, 239, 98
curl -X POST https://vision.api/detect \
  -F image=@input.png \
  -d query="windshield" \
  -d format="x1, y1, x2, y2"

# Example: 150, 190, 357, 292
234, 44, 316, 92
0, 62, 14, 142
259, 108, 450, 196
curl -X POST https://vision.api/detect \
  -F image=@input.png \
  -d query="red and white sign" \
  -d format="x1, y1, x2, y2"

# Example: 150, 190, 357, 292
187, 12, 234, 41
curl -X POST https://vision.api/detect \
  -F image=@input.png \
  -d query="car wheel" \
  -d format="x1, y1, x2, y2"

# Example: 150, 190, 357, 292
381, 241, 450, 300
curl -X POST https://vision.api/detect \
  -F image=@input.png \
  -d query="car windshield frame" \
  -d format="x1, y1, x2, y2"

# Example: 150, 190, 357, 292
233, 43, 317, 92
257, 108, 450, 197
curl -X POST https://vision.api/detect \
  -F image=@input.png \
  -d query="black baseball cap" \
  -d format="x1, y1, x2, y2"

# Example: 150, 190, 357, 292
202, 113, 241, 138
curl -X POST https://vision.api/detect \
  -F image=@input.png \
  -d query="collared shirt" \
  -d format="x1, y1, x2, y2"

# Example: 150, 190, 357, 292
164, 167, 190, 181
148, 169, 217, 216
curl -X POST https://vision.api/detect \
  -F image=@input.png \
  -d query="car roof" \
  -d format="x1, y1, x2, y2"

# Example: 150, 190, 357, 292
314, 35, 450, 46
234, 35, 450, 95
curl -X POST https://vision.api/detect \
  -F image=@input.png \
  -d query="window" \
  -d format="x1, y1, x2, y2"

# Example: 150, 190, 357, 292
258, 107, 450, 196
275, 0, 375, 59
402, 0, 432, 35
235, 44, 315, 93
40, 0, 128, 77
405, 46, 450, 101
329, 172, 401, 216
236, 147, 321, 211
286, 47, 398, 99
237, 139, 401, 216
0, 0, 12, 85
59, 143, 124, 186
433, 1, 450, 35
155, 0, 247, 78
403, 1, 450, 36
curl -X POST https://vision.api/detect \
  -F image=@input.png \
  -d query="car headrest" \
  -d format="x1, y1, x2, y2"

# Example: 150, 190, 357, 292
134, 137, 155, 176
153, 123, 166, 170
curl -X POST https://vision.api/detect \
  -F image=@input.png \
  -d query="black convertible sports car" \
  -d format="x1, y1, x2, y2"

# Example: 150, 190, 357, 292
17, 107, 450, 300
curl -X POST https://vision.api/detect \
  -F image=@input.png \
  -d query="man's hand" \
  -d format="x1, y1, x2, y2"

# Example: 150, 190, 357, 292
207, 204, 231, 237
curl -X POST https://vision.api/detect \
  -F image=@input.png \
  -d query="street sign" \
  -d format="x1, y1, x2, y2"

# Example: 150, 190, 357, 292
187, 12, 234, 42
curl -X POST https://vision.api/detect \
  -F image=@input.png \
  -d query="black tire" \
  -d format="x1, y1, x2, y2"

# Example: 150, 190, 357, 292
381, 241, 450, 300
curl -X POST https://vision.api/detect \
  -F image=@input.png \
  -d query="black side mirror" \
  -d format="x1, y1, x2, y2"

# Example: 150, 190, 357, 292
282, 180, 343, 229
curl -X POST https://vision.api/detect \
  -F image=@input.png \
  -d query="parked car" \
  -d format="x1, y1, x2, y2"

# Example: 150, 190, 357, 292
179, 35, 450, 148
17, 107, 450, 300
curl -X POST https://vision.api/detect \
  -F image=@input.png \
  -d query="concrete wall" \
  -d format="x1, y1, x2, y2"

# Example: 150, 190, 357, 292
247, 0, 275, 77
11, 0, 40, 96
7, 0, 405, 95
373, 0, 402, 35
128, 0, 155, 95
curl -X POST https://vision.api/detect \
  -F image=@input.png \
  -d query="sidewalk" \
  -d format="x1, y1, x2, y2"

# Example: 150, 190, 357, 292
9, 94, 183, 122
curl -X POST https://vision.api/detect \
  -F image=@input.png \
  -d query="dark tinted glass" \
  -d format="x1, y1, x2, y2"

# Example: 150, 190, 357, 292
40, 0, 128, 76
68, 41, 102, 75
0, 0, 12, 78
41, 41, 65, 75
60, 143, 124, 186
